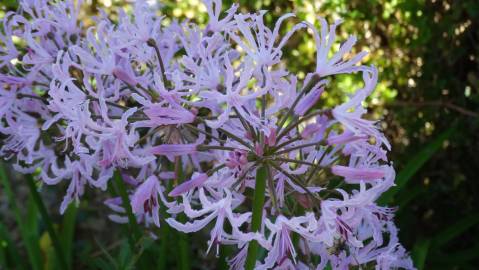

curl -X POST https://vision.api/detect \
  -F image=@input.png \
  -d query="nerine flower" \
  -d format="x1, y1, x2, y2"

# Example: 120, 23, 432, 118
131, 175, 163, 227
0, 1, 414, 269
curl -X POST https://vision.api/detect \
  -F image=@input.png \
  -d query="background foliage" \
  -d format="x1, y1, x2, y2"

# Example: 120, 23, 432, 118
1, 0, 478, 269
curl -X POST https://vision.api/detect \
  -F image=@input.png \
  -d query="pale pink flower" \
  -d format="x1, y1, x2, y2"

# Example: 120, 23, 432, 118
304, 17, 369, 77
131, 175, 162, 227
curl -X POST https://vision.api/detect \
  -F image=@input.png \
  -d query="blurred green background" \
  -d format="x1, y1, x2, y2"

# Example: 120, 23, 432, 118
1, 0, 478, 269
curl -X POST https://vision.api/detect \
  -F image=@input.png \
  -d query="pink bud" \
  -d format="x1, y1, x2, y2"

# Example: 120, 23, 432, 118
255, 143, 264, 156
266, 128, 276, 146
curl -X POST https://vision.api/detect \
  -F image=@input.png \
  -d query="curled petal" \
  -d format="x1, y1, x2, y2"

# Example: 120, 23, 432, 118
169, 173, 208, 197
331, 165, 385, 183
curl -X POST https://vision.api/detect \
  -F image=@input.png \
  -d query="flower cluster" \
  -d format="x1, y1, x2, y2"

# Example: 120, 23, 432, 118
0, 0, 414, 269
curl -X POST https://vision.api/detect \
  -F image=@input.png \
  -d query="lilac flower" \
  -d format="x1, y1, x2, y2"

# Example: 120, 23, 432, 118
200, 57, 264, 129
166, 189, 264, 254
258, 215, 317, 269
228, 12, 305, 69
0, 14, 19, 68
332, 68, 391, 149
131, 175, 162, 227
0, 1, 414, 269
304, 17, 369, 77
204, 0, 238, 33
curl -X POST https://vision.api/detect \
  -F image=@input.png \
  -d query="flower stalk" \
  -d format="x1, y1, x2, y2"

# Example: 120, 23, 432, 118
244, 165, 268, 270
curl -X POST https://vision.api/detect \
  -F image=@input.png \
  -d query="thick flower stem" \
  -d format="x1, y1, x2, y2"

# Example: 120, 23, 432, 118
244, 165, 268, 270
175, 157, 191, 270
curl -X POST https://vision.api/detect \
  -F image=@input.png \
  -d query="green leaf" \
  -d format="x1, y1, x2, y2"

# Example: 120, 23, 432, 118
379, 126, 456, 205
0, 222, 23, 269
396, 185, 425, 210
25, 174, 68, 270
113, 171, 142, 251
88, 257, 116, 270
0, 0, 17, 9
0, 163, 42, 270
431, 213, 479, 249
93, 238, 118, 270
25, 196, 42, 269
432, 242, 479, 263
411, 238, 430, 270
118, 239, 132, 269
61, 204, 78, 268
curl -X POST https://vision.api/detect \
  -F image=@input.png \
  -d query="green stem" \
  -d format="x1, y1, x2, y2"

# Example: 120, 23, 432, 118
197, 145, 237, 152
147, 39, 169, 86
175, 157, 191, 270
25, 175, 69, 270
113, 171, 142, 250
158, 204, 170, 270
244, 165, 268, 270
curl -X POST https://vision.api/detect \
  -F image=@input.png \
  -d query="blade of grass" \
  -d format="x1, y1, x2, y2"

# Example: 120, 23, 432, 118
126, 237, 154, 269
112, 171, 142, 250
432, 242, 479, 263
0, 163, 42, 270
396, 186, 425, 210
89, 257, 116, 270
112, 171, 154, 269
0, 224, 6, 268
94, 238, 118, 270
430, 213, 479, 249
25, 174, 68, 270
416, 214, 479, 268
61, 204, 78, 268
25, 195, 42, 269
118, 238, 133, 269
411, 238, 430, 270
41, 233, 55, 270
0, 222, 23, 269
378, 125, 456, 205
